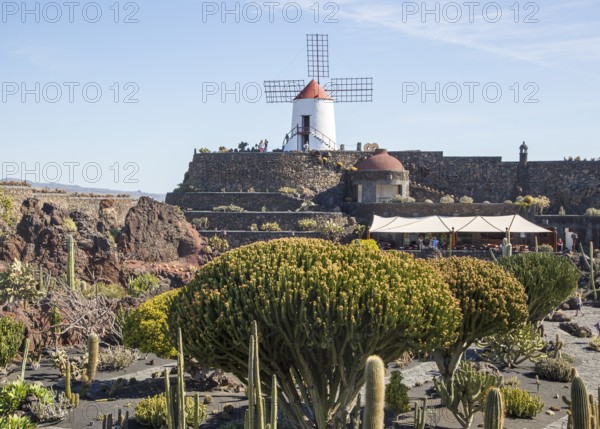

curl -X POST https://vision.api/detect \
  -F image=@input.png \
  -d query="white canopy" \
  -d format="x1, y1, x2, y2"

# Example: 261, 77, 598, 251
370, 214, 551, 234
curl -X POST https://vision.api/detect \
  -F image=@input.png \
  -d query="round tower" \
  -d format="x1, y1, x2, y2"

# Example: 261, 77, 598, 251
284, 80, 337, 151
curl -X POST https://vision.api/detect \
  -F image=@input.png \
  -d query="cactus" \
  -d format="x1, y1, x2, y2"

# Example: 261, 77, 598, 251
571, 370, 591, 429
562, 369, 596, 429
580, 242, 597, 301
80, 333, 98, 397
502, 237, 512, 258
65, 360, 72, 401
245, 321, 278, 429
66, 235, 76, 290
102, 409, 129, 429
362, 356, 384, 429
70, 393, 79, 407
163, 328, 204, 429
20, 338, 29, 380
434, 360, 502, 428
413, 398, 426, 429
483, 388, 504, 429
351, 394, 361, 429
553, 334, 564, 360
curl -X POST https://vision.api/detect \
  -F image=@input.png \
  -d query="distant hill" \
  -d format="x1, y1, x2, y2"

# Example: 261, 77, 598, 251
2, 180, 165, 202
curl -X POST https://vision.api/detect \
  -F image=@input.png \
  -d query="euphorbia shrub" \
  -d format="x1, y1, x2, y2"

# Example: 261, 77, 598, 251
429, 257, 528, 382
168, 238, 461, 429
500, 252, 579, 325
123, 289, 179, 359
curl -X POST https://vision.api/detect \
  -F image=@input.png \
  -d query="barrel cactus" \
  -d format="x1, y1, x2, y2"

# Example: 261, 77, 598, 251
168, 238, 461, 429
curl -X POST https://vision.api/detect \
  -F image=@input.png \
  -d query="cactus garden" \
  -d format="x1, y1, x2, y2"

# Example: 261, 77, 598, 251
1, 231, 600, 429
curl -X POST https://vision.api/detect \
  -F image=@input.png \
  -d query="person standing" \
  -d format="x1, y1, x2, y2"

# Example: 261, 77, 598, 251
596, 319, 600, 337
574, 293, 584, 317
571, 231, 578, 251
264, 139, 269, 152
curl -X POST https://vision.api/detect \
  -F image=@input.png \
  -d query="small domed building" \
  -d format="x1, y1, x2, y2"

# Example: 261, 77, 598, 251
351, 149, 410, 203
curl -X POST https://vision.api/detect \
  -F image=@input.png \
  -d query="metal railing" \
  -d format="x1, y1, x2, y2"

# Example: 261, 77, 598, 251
282, 125, 336, 151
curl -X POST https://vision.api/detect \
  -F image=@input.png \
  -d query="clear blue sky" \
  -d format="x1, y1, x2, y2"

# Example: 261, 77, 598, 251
1, 0, 599, 193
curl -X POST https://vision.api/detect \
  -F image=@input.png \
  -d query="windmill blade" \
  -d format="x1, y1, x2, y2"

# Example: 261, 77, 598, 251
264, 80, 306, 103
326, 77, 373, 102
307, 34, 329, 83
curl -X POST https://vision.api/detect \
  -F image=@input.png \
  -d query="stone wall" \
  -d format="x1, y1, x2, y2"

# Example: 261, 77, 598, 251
200, 230, 321, 248
171, 149, 600, 215
184, 210, 347, 231
166, 192, 302, 211
343, 203, 521, 224
1, 186, 138, 225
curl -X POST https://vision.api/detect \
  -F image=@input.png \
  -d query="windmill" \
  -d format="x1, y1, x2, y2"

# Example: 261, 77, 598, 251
264, 34, 373, 151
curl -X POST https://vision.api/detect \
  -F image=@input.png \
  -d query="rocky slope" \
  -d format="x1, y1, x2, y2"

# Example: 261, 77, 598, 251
0, 196, 206, 286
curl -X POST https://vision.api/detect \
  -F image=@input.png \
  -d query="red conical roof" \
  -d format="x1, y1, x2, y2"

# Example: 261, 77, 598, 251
294, 79, 333, 100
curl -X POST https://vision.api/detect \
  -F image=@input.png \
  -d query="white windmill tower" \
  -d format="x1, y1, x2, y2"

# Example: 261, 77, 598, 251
264, 34, 373, 151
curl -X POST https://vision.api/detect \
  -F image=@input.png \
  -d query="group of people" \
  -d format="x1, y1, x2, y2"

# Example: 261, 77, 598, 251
258, 139, 269, 153
417, 235, 441, 250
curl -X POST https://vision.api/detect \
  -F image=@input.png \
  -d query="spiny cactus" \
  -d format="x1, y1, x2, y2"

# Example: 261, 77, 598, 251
476, 322, 546, 368
502, 237, 512, 258
483, 388, 504, 429
245, 321, 278, 429
351, 394, 361, 429
65, 360, 72, 401
580, 241, 597, 301
572, 375, 591, 429
20, 338, 29, 380
164, 328, 204, 429
102, 409, 129, 429
362, 356, 384, 429
66, 235, 76, 290
433, 360, 503, 428
413, 398, 426, 429
563, 369, 597, 429
553, 333, 564, 360
80, 333, 98, 397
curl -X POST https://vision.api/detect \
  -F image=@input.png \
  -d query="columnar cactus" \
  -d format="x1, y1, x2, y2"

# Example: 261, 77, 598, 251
245, 321, 278, 429
164, 328, 203, 429
20, 338, 29, 380
66, 235, 76, 290
86, 333, 99, 382
80, 333, 98, 397
483, 388, 504, 429
65, 360, 72, 401
413, 398, 426, 429
502, 237, 512, 258
569, 370, 591, 429
580, 242, 597, 301
362, 356, 384, 429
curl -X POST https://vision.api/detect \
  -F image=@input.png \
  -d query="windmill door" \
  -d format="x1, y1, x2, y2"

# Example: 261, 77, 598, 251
301, 115, 310, 148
